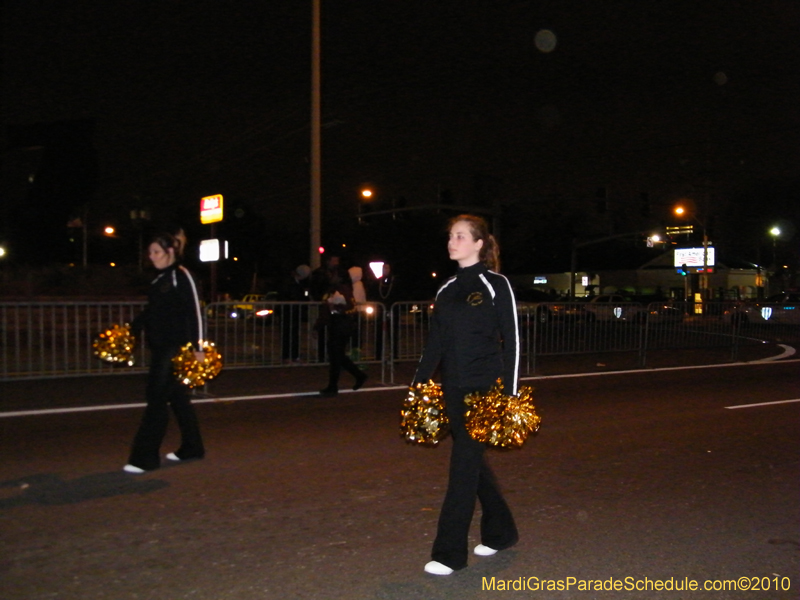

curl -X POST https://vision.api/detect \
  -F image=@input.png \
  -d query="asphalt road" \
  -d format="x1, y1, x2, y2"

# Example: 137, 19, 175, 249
1, 361, 798, 600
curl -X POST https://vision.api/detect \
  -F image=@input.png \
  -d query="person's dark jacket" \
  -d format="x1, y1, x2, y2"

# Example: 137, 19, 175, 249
414, 262, 520, 395
133, 264, 203, 350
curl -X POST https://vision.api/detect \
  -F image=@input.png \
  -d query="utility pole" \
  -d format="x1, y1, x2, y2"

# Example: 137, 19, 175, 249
309, 0, 321, 269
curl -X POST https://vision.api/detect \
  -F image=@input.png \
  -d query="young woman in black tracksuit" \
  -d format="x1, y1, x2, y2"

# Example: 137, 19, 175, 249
124, 233, 206, 473
414, 214, 520, 575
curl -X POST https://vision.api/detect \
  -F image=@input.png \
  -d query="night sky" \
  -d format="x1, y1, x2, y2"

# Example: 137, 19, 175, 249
3, 1, 800, 288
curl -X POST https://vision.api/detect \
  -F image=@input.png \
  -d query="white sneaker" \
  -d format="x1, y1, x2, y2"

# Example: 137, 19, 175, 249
165, 452, 181, 462
424, 561, 454, 576
474, 544, 498, 556
123, 464, 145, 474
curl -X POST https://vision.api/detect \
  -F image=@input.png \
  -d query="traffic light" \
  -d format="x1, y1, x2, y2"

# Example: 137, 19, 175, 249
680, 264, 689, 276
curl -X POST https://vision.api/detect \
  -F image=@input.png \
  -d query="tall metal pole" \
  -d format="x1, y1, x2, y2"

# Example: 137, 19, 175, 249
701, 226, 709, 300
309, 0, 322, 269
569, 239, 577, 299
82, 204, 88, 268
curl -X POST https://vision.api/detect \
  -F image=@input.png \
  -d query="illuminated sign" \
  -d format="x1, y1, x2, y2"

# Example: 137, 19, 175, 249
200, 194, 223, 224
199, 239, 228, 262
666, 225, 693, 235
369, 261, 385, 279
674, 247, 715, 268
533, 276, 547, 284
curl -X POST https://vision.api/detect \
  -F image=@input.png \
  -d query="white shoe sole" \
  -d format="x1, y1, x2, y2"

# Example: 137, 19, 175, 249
123, 464, 145, 474
474, 544, 498, 556
424, 561, 454, 576
165, 453, 181, 462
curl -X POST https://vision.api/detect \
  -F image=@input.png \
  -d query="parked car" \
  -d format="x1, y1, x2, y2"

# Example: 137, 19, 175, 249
727, 292, 800, 324
638, 301, 685, 324
208, 293, 276, 321
547, 298, 588, 322
235, 294, 276, 319
580, 294, 644, 322
515, 289, 557, 324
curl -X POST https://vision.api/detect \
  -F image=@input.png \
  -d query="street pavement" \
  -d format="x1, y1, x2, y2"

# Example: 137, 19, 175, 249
1, 349, 798, 600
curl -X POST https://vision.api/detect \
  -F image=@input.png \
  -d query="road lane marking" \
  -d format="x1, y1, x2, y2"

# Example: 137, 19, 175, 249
0, 403, 147, 418
753, 344, 796, 361
724, 398, 800, 409
2, 359, 799, 419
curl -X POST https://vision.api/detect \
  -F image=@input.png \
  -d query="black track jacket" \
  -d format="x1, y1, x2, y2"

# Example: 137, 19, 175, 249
133, 264, 203, 350
414, 262, 520, 395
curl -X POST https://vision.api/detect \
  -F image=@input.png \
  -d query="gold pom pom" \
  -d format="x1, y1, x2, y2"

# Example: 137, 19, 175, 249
172, 341, 224, 388
93, 323, 136, 366
400, 380, 450, 446
464, 380, 541, 449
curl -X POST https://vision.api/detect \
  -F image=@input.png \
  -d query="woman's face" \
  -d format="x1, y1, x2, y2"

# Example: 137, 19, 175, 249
448, 221, 483, 267
148, 242, 175, 270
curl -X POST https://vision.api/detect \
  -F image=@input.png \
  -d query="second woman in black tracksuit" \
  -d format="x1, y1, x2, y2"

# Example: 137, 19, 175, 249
414, 214, 520, 576
124, 233, 206, 473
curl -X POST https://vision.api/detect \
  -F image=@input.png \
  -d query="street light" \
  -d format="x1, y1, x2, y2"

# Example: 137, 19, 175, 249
674, 203, 710, 300
358, 188, 374, 224
769, 226, 781, 269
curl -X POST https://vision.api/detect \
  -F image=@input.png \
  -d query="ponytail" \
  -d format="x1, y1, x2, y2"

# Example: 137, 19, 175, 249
482, 233, 500, 272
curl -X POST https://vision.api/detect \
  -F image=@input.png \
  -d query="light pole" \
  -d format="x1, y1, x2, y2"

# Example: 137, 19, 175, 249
357, 188, 373, 224
309, 0, 322, 270
674, 205, 709, 300
769, 226, 780, 269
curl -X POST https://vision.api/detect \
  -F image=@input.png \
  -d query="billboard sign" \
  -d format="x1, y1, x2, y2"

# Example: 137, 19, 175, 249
674, 247, 715, 269
200, 194, 223, 224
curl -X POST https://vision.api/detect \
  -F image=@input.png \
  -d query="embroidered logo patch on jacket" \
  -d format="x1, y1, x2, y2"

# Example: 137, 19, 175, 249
467, 292, 484, 306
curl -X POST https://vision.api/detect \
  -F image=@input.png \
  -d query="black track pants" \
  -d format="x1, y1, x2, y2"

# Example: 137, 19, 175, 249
431, 386, 518, 570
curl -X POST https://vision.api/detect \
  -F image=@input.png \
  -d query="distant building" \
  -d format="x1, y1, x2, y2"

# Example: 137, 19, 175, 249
511, 249, 765, 300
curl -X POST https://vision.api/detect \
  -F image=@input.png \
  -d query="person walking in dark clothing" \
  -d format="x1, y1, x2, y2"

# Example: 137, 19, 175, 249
124, 233, 206, 473
280, 264, 311, 362
317, 268, 367, 396
310, 254, 342, 362
412, 214, 520, 575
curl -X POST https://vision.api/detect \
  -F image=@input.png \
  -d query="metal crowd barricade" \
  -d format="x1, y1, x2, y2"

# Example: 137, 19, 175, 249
0, 301, 148, 380
1, 299, 798, 382
639, 301, 739, 356
0, 299, 387, 382
641, 300, 800, 362
387, 301, 434, 383
203, 300, 386, 382
394, 299, 800, 379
